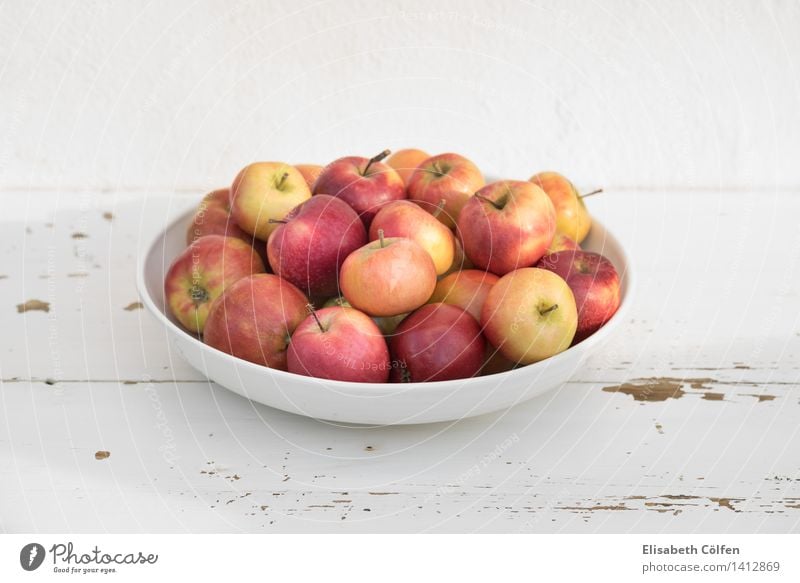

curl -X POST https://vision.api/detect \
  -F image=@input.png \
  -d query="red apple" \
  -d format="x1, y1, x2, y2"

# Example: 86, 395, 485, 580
406, 153, 484, 228
323, 296, 408, 334
287, 306, 391, 382
386, 148, 429, 185
313, 150, 405, 226
390, 303, 485, 382
267, 194, 366, 298
428, 269, 499, 321
340, 232, 436, 317
481, 267, 577, 364
185, 188, 252, 246
369, 200, 455, 275
231, 162, 311, 241
458, 180, 556, 276
295, 164, 324, 190
203, 274, 308, 370
529, 171, 593, 243
537, 250, 620, 343
164, 235, 264, 333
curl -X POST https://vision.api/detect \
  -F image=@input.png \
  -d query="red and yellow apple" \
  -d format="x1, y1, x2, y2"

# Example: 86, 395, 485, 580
313, 150, 405, 226
529, 171, 592, 243
230, 162, 311, 241
458, 180, 556, 276
287, 306, 391, 382
185, 188, 252, 246
390, 303, 485, 382
295, 164, 324, 190
340, 233, 436, 317
547, 233, 580, 254
406, 153, 484, 228
203, 273, 308, 370
386, 148, 429, 185
481, 267, 577, 364
537, 250, 620, 343
429, 269, 499, 321
267, 194, 366, 298
369, 200, 455, 275
164, 235, 264, 333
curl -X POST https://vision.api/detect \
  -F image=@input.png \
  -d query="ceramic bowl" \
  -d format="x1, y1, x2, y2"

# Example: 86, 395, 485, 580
138, 202, 633, 425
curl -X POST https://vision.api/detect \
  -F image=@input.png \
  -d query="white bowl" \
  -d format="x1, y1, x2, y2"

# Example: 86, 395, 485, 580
137, 205, 633, 425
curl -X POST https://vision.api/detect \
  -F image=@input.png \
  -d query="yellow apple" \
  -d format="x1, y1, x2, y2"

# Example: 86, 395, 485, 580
231, 162, 311, 241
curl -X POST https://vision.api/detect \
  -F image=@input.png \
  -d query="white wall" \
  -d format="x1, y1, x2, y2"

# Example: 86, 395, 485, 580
1, 0, 798, 193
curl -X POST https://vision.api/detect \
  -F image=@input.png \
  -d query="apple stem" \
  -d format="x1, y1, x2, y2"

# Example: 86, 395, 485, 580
474, 193, 503, 210
277, 172, 289, 189
433, 199, 446, 218
539, 304, 559, 316
306, 303, 325, 333
268, 218, 288, 224
581, 188, 603, 199
363, 149, 391, 175
378, 228, 386, 248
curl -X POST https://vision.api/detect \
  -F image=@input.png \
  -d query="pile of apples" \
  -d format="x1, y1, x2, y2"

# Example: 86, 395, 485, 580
164, 149, 621, 383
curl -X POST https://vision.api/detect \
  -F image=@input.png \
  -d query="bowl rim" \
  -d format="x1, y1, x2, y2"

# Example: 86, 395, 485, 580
136, 204, 635, 394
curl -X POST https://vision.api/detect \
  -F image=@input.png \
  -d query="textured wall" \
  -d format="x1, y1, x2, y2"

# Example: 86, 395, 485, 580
1, 0, 798, 192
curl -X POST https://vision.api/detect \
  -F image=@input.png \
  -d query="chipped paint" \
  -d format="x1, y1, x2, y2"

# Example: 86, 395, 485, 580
71, 232, 89, 239
558, 504, 631, 512
601, 377, 728, 402
124, 301, 144, 311
17, 299, 50, 313
94, 450, 110, 460
709, 497, 741, 512
742, 393, 776, 402
702, 392, 725, 401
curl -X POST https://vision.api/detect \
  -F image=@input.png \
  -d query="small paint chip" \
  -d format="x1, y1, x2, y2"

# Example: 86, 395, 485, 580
124, 301, 143, 311
95, 450, 111, 460
72, 232, 89, 239
102, 212, 114, 221
17, 299, 50, 313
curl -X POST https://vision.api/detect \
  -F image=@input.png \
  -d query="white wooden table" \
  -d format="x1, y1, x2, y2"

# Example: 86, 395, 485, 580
2, 189, 799, 533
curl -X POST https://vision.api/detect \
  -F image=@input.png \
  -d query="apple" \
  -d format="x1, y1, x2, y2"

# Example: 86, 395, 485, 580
537, 250, 620, 343
267, 194, 366, 298
369, 200, 455, 275
429, 269, 499, 321
481, 267, 577, 364
386, 148, 429, 185
529, 171, 592, 243
164, 235, 264, 333
313, 150, 405, 226
203, 273, 308, 370
457, 180, 556, 276
185, 188, 252, 246
440, 236, 474, 277
295, 163, 324, 190
287, 306, 391, 382
406, 153, 484, 228
547, 233, 580, 254
389, 303, 485, 382
230, 162, 311, 241
323, 296, 407, 334
339, 231, 436, 317
480, 347, 517, 376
